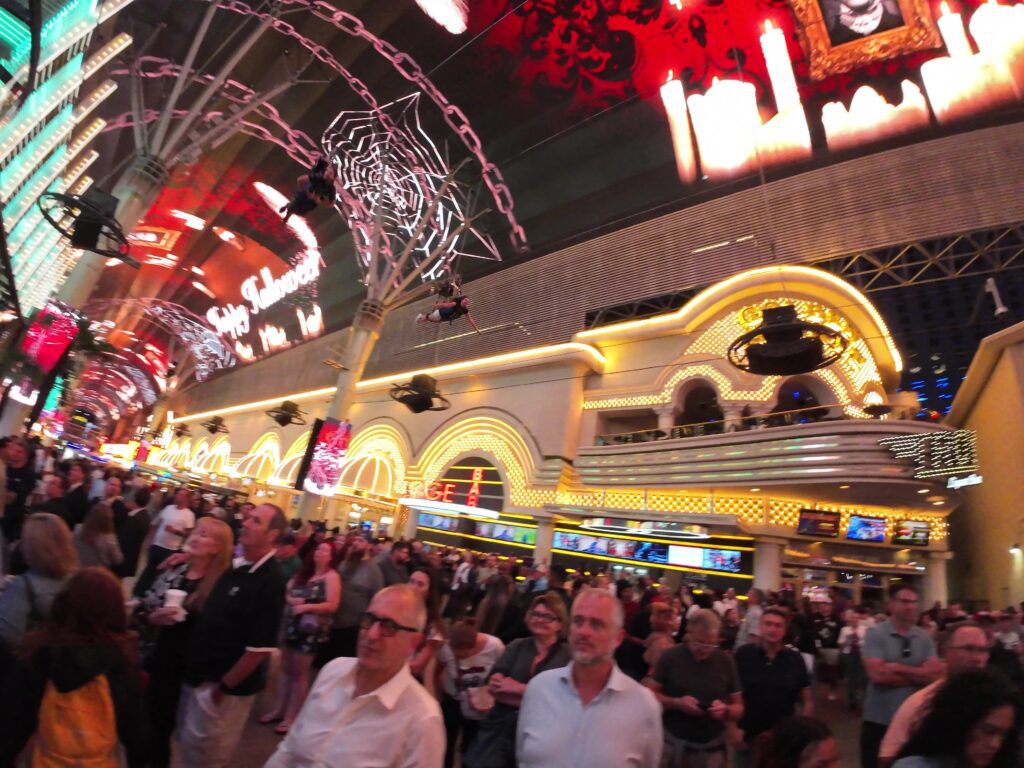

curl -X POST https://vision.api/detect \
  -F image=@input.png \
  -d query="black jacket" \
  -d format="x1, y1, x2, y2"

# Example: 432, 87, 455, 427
0, 643, 148, 767
65, 485, 90, 529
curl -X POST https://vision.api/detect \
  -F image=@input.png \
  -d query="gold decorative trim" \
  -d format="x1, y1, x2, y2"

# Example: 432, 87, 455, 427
789, 0, 941, 80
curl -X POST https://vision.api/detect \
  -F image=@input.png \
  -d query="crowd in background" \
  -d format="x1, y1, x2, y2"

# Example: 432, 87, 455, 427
0, 435, 1019, 767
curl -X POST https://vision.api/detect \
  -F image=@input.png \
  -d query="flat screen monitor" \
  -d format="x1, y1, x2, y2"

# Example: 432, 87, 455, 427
892, 520, 930, 547
846, 515, 887, 543
294, 418, 351, 496
20, 304, 79, 374
797, 509, 840, 538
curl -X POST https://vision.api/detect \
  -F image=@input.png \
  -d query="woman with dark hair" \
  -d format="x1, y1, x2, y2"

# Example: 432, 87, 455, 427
463, 592, 570, 768
73, 501, 124, 570
260, 540, 342, 733
134, 517, 233, 768
894, 668, 1020, 768
409, 566, 447, 679
755, 716, 838, 768
0, 567, 147, 766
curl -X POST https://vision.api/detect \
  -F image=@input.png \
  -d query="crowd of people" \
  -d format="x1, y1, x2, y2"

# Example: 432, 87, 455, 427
0, 436, 1020, 767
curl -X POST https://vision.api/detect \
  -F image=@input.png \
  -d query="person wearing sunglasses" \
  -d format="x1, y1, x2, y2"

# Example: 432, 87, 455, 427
264, 584, 445, 767
879, 622, 991, 765
861, 583, 943, 768
464, 593, 571, 768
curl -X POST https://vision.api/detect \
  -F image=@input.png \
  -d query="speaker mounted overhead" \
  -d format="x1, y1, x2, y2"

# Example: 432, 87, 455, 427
37, 190, 138, 267
173, 423, 191, 438
266, 400, 307, 427
389, 373, 451, 414
727, 305, 847, 376
201, 416, 229, 435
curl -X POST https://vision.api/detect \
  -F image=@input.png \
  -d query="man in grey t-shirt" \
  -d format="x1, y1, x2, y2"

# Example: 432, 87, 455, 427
314, 535, 383, 668
861, 583, 941, 768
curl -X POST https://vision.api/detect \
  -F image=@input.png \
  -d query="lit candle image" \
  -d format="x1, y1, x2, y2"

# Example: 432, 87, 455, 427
659, 71, 698, 183
821, 81, 930, 151
687, 77, 761, 179
936, 1, 974, 58
968, 0, 1024, 95
760, 20, 801, 111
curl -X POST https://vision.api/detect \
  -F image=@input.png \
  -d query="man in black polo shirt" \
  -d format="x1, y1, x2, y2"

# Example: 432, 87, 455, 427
733, 607, 813, 767
178, 502, 287, 768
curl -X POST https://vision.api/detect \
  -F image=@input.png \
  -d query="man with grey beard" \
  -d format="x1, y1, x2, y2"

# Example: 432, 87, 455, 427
516, 588, 662, 768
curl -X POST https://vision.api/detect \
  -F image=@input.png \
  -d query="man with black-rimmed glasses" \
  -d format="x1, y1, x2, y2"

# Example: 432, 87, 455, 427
861, 583, 942, 768
265, 584, 445, 767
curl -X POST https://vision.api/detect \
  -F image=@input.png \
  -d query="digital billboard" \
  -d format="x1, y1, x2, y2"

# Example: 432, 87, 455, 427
20, 303, 79, 374
553, 531, 745, 573
295, 418, 352, 496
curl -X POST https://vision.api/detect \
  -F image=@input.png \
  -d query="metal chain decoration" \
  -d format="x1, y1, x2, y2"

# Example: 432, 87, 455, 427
106, 57, 319, 166
209, 0, 527, 252
324, 93, 500, 281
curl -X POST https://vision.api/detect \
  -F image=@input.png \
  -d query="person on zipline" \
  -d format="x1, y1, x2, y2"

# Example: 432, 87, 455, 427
280, 158, 336, 222
416, 295, 480, 334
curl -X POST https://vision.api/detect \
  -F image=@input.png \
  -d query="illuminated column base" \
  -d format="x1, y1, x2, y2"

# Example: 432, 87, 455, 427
922, 551, 952, 608
753, 536, 786, 591
533, 518, 555, 566
403, 506, 419, 540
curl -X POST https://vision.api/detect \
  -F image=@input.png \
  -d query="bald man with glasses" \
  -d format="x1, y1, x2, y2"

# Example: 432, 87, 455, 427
265, 585, 445, 768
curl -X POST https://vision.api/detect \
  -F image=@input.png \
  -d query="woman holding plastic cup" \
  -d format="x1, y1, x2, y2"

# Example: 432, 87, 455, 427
134, 517, 233, 768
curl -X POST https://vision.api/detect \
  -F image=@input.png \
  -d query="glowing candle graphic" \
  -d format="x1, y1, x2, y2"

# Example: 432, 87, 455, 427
760, 20, 801, 111
659, 70, 698, 183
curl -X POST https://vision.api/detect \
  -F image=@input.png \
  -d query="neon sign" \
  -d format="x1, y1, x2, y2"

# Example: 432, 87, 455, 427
205, 250, 320, 340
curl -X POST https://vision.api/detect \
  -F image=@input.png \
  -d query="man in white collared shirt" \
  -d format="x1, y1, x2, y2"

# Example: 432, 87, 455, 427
264, 584, 445, 768
517, 588, 663, 768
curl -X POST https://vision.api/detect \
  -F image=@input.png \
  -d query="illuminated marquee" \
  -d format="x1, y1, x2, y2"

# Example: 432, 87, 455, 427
879, 429, 978, 479
418, 457, 505, 513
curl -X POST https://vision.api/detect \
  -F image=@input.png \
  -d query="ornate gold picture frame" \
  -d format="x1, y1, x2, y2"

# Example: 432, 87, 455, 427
789, 0, 941, 80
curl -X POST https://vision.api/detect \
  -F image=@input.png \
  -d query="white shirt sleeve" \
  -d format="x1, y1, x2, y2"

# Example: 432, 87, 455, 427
641, 688, 664, 768
399, 710, 445, 768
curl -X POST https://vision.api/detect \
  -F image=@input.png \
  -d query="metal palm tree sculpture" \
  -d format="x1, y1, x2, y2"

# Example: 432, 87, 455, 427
296, 94, 501, 518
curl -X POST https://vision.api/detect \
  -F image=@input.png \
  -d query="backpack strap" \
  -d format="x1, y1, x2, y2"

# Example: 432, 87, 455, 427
22, 574, 44, 628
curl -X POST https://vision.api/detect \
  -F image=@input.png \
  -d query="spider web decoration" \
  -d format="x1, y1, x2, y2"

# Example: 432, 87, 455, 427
323, 93, 501, 283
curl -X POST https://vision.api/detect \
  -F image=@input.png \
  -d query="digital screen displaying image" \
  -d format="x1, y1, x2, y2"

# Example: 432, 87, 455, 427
473, 521, 537, 545
295, 419, 352, 496
419, 512, 459, 532
20, 304, 79, 374
703, 549, 742, 573
554, 531, 668, 564
892, 520, 930, 546
797, 509, 841, 538
846, 515, 888, 543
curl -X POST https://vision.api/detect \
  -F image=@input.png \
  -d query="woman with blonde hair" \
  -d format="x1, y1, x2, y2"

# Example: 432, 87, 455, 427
0, 513, 79, 649
134, 516, 233, 768
74, 501, 124, 570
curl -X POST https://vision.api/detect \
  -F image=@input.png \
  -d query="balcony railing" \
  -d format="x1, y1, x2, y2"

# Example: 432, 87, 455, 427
594, 403, 907, 446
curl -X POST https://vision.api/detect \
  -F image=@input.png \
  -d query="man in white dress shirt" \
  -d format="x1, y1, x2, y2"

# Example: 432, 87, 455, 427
517, 588, 663, 768
264, 584, 445, 768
